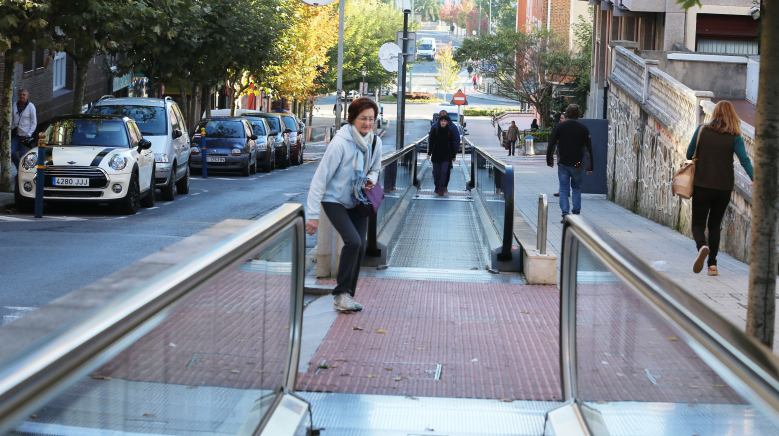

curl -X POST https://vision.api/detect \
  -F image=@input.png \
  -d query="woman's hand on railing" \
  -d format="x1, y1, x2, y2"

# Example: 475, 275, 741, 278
306, 219, 319, 236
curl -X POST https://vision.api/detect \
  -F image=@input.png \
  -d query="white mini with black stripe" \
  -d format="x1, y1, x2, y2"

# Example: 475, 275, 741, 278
15, 114, 156, 215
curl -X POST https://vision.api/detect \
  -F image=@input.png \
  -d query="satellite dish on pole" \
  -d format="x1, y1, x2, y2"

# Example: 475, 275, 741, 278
297, 0, 336, 5
379, 43, 402, 73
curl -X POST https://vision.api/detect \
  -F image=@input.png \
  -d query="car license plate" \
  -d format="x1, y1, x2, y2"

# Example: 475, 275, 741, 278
52, 177, 89, 187
206, 157, 225, 163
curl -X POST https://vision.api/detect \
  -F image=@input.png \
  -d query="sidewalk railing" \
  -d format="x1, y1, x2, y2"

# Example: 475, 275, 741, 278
469, 145, 515, 261
0, 204, 309, 435
366, 141, 420, 258
559, 214, 779, 430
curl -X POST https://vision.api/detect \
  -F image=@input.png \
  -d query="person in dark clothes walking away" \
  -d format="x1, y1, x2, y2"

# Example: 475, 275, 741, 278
688, 101, 753, 276
306, 97, 383, 312
546, 104, 592, 223
428, 109, 460, 192
506, 121, 519, 156
553, 113, 567, 197
428, 115, 457, 196
530, 118, 539, 130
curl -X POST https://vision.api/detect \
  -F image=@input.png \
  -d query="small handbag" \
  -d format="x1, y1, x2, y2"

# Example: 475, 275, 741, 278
357, 136, 384, 217
672, 126, 702, 199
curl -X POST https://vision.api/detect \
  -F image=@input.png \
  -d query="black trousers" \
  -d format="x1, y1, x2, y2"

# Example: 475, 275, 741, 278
322, 202, 368, 296
691, 186, 731, 267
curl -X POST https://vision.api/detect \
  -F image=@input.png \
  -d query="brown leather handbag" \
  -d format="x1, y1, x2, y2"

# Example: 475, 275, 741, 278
672, 126, 702, 199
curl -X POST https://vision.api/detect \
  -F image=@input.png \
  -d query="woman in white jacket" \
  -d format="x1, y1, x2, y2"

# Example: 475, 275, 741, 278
306, 97, 382, 312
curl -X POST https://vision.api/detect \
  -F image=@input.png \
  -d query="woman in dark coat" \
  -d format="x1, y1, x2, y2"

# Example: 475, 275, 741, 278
428, 115, 457, 196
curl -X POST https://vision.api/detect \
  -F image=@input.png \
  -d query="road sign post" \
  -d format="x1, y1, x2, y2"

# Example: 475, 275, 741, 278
34, 133, 45, 218
200, 128, 208, 179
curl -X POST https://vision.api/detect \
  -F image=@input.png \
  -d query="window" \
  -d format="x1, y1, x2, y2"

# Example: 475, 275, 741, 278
53, 52, 66, 90
34, 46, 45, 70
22, 51, 33, 73
91, 105, 167, 136
169, 107, 181, 131
45, 119, 130, 148
128, 122, 142, 147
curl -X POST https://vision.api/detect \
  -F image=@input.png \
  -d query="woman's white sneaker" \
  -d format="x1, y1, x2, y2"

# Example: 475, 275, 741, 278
333, 294, 358, 312
693, 246, 709, 274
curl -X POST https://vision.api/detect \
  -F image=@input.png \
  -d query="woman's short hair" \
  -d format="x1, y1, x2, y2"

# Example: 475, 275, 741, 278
347, 97, 379, 124
438, 114, 451, 123
564, 104, 580, 120
708, 100, 742, 136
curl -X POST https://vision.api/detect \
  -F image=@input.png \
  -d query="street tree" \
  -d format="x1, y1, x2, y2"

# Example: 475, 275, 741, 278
434, 43, 460, 101
454, 27, 587, 126
414, 0, 440, 22
0, 0, 53, 192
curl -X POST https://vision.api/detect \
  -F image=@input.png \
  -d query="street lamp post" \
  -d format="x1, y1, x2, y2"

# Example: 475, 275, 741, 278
399, 3, 410, 150
334, 0, 346, 129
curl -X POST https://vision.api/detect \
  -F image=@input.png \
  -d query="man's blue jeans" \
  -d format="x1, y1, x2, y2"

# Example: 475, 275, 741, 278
10, 134, 26, 169
558, 165, 583, 217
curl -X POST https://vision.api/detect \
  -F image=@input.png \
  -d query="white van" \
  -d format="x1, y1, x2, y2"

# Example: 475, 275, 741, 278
418, 38, 437, 61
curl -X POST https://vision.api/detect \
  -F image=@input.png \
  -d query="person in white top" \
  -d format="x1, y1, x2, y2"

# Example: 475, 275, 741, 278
11, 89, 37, 169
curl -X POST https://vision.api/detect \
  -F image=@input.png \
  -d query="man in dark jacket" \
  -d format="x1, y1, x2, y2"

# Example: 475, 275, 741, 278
428, 110, 460, 191
546, 104, 592, 223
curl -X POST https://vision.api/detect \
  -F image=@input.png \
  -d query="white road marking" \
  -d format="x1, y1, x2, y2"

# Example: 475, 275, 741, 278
0, 216, 33, 222
191, 193, 201, 195
147, 207, 159, 210
2, 307, 36, 325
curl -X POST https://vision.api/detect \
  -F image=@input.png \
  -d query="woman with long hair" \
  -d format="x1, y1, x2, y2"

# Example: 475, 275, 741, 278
688, 100, 754, 276
306, 97, 382, 311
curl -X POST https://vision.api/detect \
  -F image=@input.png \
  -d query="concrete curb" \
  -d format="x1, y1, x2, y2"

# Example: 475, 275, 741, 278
0, 192, 15, 210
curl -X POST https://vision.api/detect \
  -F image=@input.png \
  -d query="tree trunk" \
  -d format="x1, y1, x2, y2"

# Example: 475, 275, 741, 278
205, 85, 212, 118
0, 55, 14, 192
747, 1, 779, 349
179, 82, 189, 130
71, 55, 91, 113
189, 84, 199, 129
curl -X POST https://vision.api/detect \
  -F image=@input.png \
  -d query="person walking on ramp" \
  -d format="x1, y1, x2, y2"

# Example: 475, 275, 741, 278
546, 104, 592, 223
506, 121, 519, 156
306, 97, 383, 312
428, 114, 457, 196
688, 100, 753, 276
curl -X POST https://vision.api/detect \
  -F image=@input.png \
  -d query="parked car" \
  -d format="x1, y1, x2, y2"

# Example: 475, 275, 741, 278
242, 115, 277, 172
190, 118, 258, 176
418, 37, 437, 61
15, 114, 155, 215
253, 113, 291, 169
91, 96, 190, 201
278, 113, 305, 166
346, 90, 361, 102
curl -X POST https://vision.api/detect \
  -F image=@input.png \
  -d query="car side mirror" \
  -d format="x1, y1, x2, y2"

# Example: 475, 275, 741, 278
138, 139, 152, 150
462, 122, 467, 128
172, 129, 183, 139
250, 134, 258, 140
268, 129, 279, 136
284, 128, 293, 134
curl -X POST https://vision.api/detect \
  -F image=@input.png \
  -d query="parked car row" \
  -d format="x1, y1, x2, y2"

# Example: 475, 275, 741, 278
13, 97, 308, 216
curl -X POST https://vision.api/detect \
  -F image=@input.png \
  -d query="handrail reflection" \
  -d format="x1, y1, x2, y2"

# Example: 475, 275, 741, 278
0, 203, 307, 435
470, 145, 514, 261
560, 214, 779, 428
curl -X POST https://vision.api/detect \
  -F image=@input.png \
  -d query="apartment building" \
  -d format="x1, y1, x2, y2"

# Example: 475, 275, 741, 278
516, 0, 591, 50
587, 0, 759, 118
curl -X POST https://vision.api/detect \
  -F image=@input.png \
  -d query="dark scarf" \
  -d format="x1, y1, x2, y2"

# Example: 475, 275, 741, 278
16, 100, 30, 116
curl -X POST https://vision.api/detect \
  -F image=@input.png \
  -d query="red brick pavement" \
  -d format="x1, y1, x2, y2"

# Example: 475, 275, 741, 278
93, 269, 292, 391
296, 277, 563, 401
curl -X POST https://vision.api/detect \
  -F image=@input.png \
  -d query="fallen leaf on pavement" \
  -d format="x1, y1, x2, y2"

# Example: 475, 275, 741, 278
352, 326, 363, 331
415, 347, 426, 351
366, 375, 378, 378
668, 337, 679, 341
393, 376, 403, 381
499, 398, 514, 403
376, 329, 387, 334
230, 370, 240, 374
91, 375, 112, 381
384, 367, 393, 371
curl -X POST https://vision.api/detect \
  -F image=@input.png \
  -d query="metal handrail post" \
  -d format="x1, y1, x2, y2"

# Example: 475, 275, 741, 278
468, 142, 476, 190
498, 165, 514, 260
537, 193, 548, 255
559, 226, 579, 401
412, 140, 419, 187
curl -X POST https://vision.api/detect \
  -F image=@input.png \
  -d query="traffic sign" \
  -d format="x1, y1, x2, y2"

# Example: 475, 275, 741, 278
396, 31, 416, 62
452, 91, 467, 106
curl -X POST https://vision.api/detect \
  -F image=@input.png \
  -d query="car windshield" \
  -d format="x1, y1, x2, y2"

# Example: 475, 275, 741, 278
196, 120, 245, 138
46, 119, 129, 147
282, 117, 297, 131
420, 44, 432, 50
262, 117, 281, 131
92, 105, 166, 136
249, 121, 266, 136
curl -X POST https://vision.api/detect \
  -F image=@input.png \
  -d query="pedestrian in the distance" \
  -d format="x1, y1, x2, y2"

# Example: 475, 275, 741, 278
306, 97, 382, 312
530, 119, 539, 130
546, 104, 592, 223
11, 89, 37, 169
428, 109, 460, 192
506, 121, 519, 156
428, 114, 456, 196
449, 24, 454, 36
472, 75, 477, 88
689, 100, 753, 276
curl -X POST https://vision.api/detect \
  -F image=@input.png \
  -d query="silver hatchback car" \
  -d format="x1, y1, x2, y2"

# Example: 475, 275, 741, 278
91, 96, 191, 200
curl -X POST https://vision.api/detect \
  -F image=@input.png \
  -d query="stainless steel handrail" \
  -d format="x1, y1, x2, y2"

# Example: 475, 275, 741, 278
537, 193, 548, 255
470, 145, 514, 260
0, 203, 307, 434
560, 214, 779, 428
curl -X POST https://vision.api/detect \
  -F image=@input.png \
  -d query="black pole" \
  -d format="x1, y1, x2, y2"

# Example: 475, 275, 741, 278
399, 11, 409, 149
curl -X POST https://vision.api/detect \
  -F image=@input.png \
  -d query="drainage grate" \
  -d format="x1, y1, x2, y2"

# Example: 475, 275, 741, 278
315, 360, 442, 381
361, 266, 526, 284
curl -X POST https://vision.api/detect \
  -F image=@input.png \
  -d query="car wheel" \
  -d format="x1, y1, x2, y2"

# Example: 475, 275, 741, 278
13, 178, 34, 213
293, 146, 303, 166
161, 165, 175, 201
241, 159, 251, 177
263, 152, 273, 172
250, 154, 257, 174
140, 168, 156, 208
277, 147, 288, 169
120, 172, 141, 215
284, 145, 291, 168
176, 163, 190, 194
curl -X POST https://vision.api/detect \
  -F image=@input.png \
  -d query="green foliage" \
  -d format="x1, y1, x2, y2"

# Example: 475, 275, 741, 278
414, 0, 440, 21
454, 26, 588, 127
493, 0, 517, 33
676, 0, 702, 9
462, 107, 517, 116
434, 43, 460, 100
320, 0, 412, 92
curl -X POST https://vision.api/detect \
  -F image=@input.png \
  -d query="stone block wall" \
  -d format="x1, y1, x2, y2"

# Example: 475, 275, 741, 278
606, 84, 753, 263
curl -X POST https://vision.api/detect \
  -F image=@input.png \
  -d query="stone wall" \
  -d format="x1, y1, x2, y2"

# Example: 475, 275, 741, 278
606, 82, 753, 264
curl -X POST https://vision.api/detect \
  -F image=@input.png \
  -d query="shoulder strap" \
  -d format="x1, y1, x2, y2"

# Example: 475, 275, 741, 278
692, 125, 702, 160
371, 134, 376, 153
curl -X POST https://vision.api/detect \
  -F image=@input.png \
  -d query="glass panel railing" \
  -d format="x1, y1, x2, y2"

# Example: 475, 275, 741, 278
559, 215, 779, 436
0, 204, 307, 436
471, 146, 514, 260
375, 145, 415, 234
